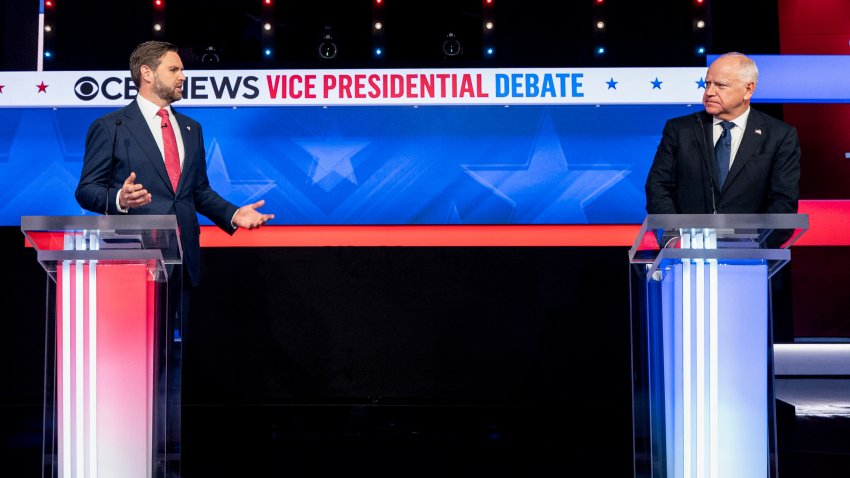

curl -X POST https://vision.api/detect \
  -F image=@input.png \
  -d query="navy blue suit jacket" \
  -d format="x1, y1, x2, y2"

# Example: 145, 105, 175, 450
76, 100, 238, 286
645, 109, 800, 215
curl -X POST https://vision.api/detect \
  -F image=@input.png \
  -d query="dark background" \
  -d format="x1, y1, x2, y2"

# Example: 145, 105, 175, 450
2, 0, 781, 70
2, 0, 849, 476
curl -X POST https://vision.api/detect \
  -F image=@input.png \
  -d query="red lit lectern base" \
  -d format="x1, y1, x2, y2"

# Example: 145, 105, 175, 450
56, 262, 156, 477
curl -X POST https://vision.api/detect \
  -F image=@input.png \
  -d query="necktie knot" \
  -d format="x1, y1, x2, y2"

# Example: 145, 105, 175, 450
157, 108, 169, 127
720, 120, 734, 132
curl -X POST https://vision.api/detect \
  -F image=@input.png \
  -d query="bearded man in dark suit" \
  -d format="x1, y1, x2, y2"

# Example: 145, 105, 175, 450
76, 41, 274, 287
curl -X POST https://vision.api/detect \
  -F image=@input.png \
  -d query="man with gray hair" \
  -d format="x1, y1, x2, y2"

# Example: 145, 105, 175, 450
645, 52, 801, 215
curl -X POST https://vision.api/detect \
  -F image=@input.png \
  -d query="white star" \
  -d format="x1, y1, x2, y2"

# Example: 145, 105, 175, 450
206, 138, 276, 204
463, 114, 630, 223
293, 122, 370, 192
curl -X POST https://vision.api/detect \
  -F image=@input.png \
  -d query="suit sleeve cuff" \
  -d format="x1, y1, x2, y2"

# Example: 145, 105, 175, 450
115, 190, 129, 213
230, 208, 239, 230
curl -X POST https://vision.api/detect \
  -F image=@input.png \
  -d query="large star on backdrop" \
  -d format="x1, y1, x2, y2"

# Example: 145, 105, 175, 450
206, 138, 277, 205
293, 121, 370, 193
462, 114, 630, 223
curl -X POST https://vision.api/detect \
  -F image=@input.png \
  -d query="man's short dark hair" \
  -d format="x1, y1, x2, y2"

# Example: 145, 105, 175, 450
129, 41, 179, 88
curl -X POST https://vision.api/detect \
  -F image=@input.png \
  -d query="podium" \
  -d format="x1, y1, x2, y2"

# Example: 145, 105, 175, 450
628, 214, 808, 478
22, 215, 183, 478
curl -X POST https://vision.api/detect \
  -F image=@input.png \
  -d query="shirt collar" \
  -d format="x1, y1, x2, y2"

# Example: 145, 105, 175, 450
136, 94, 171, 120
713, 107, 750, 130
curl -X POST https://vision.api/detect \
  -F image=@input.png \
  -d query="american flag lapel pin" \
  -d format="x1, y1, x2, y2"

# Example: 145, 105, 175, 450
754, 129, 762, 135
186, 125, 191, 131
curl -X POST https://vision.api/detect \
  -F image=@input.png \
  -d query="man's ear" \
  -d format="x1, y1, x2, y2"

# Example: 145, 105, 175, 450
743, 81, 755, 101
140, 64, 153, 84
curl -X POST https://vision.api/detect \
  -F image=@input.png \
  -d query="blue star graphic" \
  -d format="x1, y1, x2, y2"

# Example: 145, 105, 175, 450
606, 78, 618, 90
651, 77, 663, 89
462, 115, 630, 223
695, 77, 706, 89
293, 122, 370, 193
206, 138, 277, 204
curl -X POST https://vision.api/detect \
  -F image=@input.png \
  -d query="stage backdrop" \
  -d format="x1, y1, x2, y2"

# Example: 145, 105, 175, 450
1, 60, 846, 227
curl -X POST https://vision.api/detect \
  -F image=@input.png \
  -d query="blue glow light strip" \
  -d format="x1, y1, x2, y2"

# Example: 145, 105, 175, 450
682, 245, 693, 476
707, 55, 850, 103
696, 256, 706, 478
704, 228, 719, 478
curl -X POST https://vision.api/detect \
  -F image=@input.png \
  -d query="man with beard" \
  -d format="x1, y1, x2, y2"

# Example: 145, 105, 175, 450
76, 40, 275, 346
76, 41, 274, 462
76, 41, 274, 289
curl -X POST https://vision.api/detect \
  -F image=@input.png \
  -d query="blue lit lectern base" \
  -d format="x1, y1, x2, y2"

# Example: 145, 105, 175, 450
645, 260, 770, 478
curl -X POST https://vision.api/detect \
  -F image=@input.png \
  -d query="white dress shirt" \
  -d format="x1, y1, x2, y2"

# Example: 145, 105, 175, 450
712, 107, 750, 170
136, 94, 185, 167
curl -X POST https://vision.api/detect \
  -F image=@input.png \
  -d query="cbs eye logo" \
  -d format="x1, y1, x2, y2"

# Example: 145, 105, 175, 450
74, 77, 99, 101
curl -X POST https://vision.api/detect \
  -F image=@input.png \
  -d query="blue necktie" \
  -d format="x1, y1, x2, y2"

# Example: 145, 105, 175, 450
715, 120, 734, 187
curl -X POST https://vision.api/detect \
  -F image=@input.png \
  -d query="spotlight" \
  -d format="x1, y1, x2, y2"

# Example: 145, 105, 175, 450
318, 26, 338, 60
200, 46, 220, 63
442, 32, 462, 57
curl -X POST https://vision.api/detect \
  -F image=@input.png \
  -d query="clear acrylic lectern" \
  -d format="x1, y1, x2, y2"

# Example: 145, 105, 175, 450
22, 215, 183, 478
629, 213, 808, 478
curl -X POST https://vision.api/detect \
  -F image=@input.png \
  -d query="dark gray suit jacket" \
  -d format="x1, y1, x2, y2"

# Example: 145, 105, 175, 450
75, 100, 238, 286
645, 109, 800, 214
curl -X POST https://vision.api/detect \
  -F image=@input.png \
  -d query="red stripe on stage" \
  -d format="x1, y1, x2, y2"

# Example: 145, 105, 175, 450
22, 200, 850, 248
200, 200, 850, 247
795, 200, 850, 246
199, 224, 641, 247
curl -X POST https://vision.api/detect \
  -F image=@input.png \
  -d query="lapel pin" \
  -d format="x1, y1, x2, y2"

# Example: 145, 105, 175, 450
754, 129, 762, 135
186, 125, 191, 131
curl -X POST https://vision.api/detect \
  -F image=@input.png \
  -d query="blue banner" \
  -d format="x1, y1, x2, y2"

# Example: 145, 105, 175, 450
707, 55, 850, 103
0, 104, 697, 225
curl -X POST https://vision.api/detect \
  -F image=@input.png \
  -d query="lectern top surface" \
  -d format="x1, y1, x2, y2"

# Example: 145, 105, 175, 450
630, 213, 808, 261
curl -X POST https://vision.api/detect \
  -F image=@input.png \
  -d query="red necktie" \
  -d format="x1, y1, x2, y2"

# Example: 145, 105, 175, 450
157, 108, 181, 191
